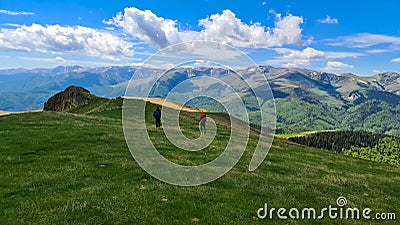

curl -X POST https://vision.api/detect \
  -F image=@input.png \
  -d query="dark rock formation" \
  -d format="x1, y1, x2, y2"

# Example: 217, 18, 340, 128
43, 86, 96, 111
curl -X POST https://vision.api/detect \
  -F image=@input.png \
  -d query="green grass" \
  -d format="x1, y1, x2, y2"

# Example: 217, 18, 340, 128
275, 130, 339, 139
274, 133, 304, 139
1, 99, 399, 224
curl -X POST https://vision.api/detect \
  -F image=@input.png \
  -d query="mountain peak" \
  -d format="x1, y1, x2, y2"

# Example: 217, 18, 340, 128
43, 86, 98, 112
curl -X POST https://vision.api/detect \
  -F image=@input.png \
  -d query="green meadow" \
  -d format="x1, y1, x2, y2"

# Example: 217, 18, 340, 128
1, 99, 399, 224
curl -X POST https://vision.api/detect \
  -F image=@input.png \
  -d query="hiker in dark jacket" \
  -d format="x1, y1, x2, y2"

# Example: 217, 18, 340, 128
200, 111, 206, 134
153, 107, 161, 128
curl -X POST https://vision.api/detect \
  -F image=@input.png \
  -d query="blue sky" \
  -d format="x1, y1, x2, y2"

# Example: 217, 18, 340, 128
0, 0, 399, 75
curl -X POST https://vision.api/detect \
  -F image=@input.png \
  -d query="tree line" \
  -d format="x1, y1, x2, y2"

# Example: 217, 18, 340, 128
289, 131, 400, 167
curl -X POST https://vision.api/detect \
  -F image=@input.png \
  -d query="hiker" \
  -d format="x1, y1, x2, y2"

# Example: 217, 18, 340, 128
153, 107, 161, 128
200, 111, 206, 134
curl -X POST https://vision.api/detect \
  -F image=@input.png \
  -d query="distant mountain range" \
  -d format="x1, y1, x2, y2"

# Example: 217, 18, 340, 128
1, 66, 399, 135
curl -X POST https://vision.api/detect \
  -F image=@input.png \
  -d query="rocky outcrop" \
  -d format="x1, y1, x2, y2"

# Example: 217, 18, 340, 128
43, 86, 96, 111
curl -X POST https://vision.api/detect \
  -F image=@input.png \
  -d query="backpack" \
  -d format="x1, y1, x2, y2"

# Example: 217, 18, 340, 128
154, 110, 161, 118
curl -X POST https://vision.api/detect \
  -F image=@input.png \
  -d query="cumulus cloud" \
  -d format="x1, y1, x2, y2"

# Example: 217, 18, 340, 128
392, 58, 400, 63
279, 47, 325, 59
106, 7, 306, 49
327, 33, 400, 48
0, 24, 133, 60
104, 7, 181, 49
318, 16, 338, 24
0, 9, 34, 16
283, 59, 313, 67
324, 61, 353, 71
55, 56, 66, 62
272, 47, 325, 67
197, 10, 304, 48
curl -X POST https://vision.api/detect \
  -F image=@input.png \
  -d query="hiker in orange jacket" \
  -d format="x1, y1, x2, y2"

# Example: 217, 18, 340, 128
200, 111, 206, 134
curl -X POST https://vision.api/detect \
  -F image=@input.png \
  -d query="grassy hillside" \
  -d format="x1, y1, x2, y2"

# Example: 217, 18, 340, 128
1, 99, 399, 224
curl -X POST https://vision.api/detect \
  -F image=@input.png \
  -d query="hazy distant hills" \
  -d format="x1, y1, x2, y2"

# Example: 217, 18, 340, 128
0, 66, 399, 135
0, 66, 156, 111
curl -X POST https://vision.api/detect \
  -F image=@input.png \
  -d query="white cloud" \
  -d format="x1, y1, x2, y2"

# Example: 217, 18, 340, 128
278, 47, 325, 59
15, 56, 68, 63
324, 61, 353, 71
194, 60, 212, 66
0, 24, 133, 60
269, 47, 366, 68
324, 51, 364, 59
136, 61, 176, 69
318, 16, 338, 24
262, 2, 267, 6
197, 10, 305, 48
366, 49, 391, 54
283, 59, 312, 67
106, 7, 306, 49
392, 58, 400, 63
14, 56, 132, 68
327, 33, 400, 48
55, 56, 66, 62
372, 69, 382, 73
0, 9, 34, 16
105, 7, 181, 49
272, 47, 325, 67
192, 59, 225, 68
2, 23, 22, 28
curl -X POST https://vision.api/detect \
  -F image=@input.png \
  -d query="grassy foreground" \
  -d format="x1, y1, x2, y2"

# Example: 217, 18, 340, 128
1, 99, 399, 224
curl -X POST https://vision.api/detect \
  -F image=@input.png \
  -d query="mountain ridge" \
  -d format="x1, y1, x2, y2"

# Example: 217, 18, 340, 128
1, 65, 399, 135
